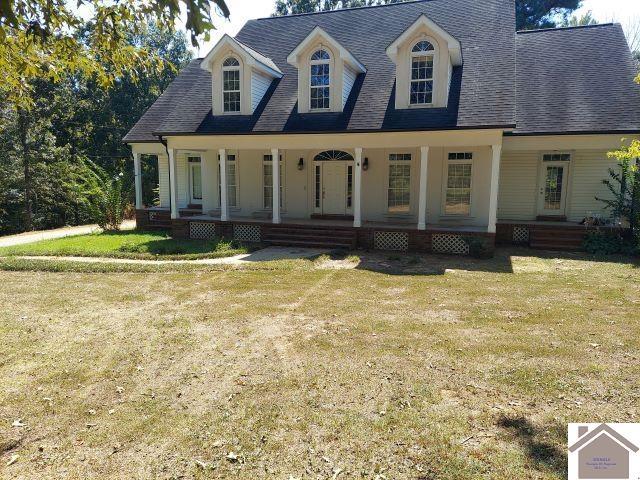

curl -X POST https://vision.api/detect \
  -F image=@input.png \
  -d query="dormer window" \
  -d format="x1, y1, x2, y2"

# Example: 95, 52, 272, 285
410, 41, 435, 105
310, 49, 331, 110
222, 56, 241, 112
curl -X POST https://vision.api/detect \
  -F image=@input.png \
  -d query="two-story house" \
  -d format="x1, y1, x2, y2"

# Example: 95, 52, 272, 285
124, 0, 640, 254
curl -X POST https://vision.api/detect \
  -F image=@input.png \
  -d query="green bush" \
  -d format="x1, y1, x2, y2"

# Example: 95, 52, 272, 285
463, 236, 494, 259
583, 231, 638, 256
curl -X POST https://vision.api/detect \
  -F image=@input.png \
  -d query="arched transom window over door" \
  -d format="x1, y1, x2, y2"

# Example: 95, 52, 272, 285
310, 49, 331, 110
410, 40, 435, 105
222, 56, 241, 112
314, 150, 353, 161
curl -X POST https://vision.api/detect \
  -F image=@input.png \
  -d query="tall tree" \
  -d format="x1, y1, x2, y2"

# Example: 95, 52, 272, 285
516, 0, 582, 30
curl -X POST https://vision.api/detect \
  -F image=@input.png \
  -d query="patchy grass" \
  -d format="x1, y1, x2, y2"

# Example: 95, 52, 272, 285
0, 250, 639, 479
0, 230, 250, 260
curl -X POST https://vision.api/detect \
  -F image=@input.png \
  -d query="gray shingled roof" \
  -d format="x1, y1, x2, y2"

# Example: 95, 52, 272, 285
123, 0, 639, 143
513, 23, 640, 135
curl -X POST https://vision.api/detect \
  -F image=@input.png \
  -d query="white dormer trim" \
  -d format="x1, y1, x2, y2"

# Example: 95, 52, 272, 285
386, 15, 462, 66
287, 26, 367, 74
386, 14, 462, 110
201, 34, 283, 78
200, 34, 282, 116
287, 26, 366, 114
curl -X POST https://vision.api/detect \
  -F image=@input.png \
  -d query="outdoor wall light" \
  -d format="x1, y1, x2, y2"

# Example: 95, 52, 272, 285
297, 158, 304, 170
362, 157, 369, 171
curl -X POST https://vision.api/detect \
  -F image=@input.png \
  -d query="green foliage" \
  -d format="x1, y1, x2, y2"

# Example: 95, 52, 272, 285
599, 141, 640, 235
0, 22, 192, 235
463, 236, 494, 259
563, 10, 598, 27
273, 0, 581, 31
583, 231, 638, 256
516, 0, 582, 30
0, 0, 228, 109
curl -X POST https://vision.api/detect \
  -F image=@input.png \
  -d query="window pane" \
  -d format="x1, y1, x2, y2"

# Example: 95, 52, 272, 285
191, 165, 202, 200
445, 162, 471, 215
388, 159, 410, 213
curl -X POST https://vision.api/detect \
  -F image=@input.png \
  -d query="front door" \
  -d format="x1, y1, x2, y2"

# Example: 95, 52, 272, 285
538, 159, 569, 216
322, 162, 347, 215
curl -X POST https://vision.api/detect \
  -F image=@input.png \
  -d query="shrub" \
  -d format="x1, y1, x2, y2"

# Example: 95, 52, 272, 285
583, 231, 639, 256
463, 236, 493, 259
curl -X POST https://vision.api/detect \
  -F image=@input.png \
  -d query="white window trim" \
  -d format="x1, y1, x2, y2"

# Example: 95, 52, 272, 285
262, 154, 286, 211
408, 37, 437, 108
187, 155, 202, 205
386, 152, 413, 215
441, 152, 474, 217
218, 151, 240, 209
537, 151, 573, 216
309, 48, 331, 111
222, 56, 242, 114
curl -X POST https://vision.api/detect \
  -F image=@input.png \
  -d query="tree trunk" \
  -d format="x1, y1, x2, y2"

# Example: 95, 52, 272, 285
17, 108, 33, 231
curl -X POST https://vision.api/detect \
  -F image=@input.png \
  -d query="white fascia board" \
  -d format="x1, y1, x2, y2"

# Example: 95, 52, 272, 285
386, 14, 462, 66
200, 34, 283, 78
286, 26, 367, 73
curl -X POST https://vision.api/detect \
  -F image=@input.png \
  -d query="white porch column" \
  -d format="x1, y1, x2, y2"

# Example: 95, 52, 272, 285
488, 144, 502, 233
133, 152, 143, 210
418, 146, 429, 230
271, 148, 281, 224
168, 148, 179, 219
353, 147, 363, 228
201, 150, 217, 214
219, 148, 229, 221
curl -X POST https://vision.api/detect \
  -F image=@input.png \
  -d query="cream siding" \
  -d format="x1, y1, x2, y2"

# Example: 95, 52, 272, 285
251, 71, 272, 111
342, 66, 357, 108
567, 150, 618, 222
497, 151, 538, 220
157, 154, 170, 208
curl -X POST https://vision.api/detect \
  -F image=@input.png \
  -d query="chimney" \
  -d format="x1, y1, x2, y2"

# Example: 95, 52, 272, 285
578, 426, 589, 437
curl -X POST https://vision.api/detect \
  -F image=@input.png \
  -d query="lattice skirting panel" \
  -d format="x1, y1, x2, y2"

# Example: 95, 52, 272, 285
233, 224, 261, 242
512, 225, 530, 243
190, 222, 216, 240
374, 231, 409, 251
432, 234, 470, 255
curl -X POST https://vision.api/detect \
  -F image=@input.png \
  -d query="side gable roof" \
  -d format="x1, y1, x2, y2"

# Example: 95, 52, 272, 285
512, 23, 640, 135
151, 0, 516, 137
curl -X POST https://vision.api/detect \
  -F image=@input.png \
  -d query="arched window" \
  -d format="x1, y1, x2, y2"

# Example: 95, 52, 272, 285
314, 150, 353, 161
310, 49, 330, 110
410, 40, 435, 105
222, 56, 241, 112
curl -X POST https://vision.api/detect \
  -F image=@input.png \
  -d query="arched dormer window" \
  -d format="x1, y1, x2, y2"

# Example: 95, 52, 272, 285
222, 56, 241, 112
410, 40, 435, 105
310, 49, 331, 110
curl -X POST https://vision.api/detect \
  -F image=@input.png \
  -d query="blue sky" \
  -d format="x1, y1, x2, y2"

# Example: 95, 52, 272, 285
187, 0, 640, 57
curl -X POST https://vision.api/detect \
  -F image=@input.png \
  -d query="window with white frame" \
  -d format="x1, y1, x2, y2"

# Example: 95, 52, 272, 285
263, 154, 284, 209
218, 153, 238, 207
388, 153, 412, 213
222, 57, 241, 113
445, 152, 473, 215
410, 40, 435, 105
188, 156, 202, 204
310, 49, 330, 110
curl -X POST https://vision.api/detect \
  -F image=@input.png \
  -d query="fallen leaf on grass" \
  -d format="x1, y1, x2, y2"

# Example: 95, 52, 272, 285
11, 419, 25, 428
6, 454, 19, 466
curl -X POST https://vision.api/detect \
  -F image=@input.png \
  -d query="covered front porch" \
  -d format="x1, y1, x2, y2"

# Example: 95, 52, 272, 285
130, 130, 506, 254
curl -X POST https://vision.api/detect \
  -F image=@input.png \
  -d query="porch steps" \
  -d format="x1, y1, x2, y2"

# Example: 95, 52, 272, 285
529, 227, 587, 251
263, 225, 356, 249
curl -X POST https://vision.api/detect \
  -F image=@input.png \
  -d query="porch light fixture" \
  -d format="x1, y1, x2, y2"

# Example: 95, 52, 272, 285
297, 157, 304, 170
362, 157, 369, 171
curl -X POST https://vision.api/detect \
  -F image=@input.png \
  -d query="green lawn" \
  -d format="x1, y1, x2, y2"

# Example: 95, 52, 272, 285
0, 250, 638, 479
0, 230, 250, 260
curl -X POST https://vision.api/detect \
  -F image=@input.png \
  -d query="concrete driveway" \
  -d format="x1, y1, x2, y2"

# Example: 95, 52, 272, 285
0, 220, 136, 248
